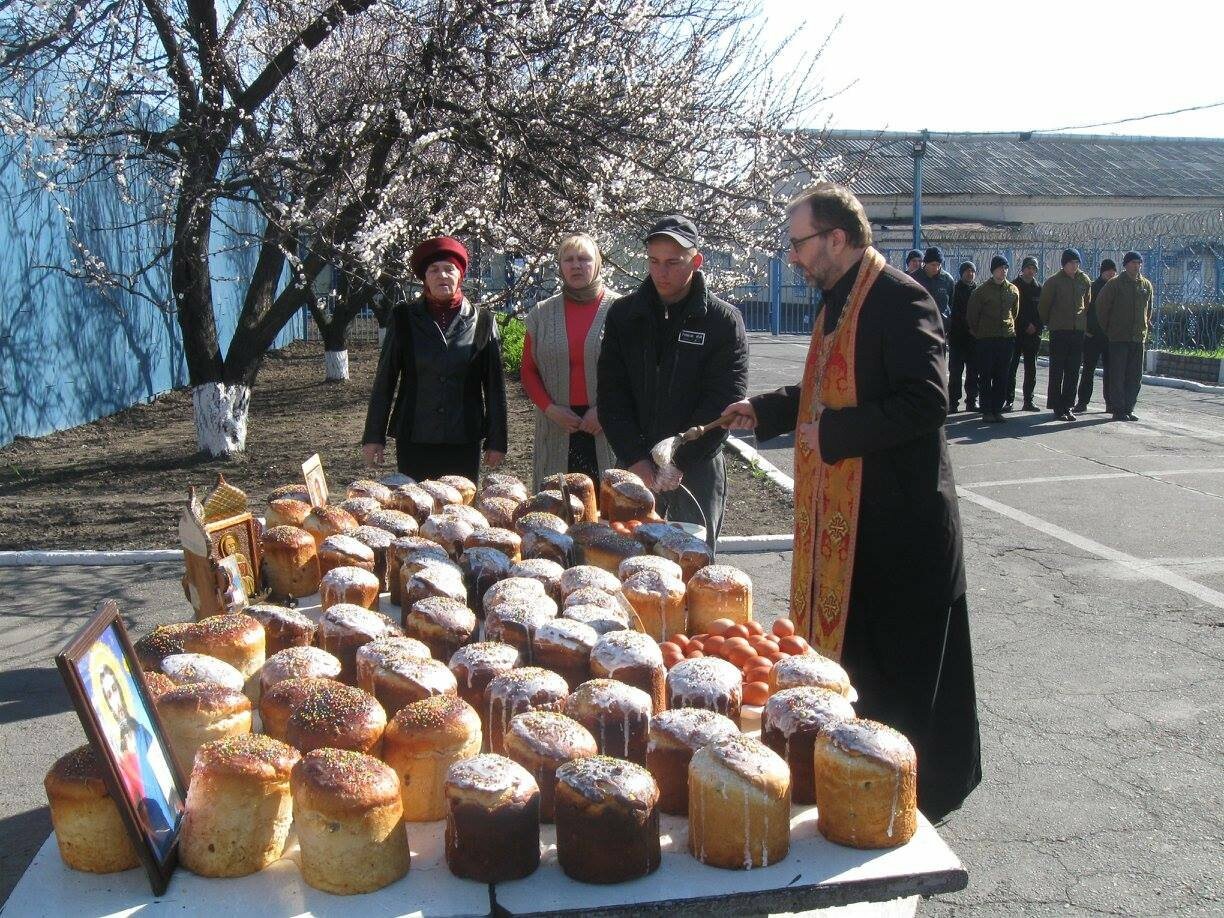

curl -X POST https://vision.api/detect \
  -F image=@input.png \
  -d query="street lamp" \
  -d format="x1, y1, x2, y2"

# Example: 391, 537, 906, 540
911, 130, 929, 252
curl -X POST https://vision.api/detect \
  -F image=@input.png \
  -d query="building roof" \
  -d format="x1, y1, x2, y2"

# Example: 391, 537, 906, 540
805, 130, 1224, 199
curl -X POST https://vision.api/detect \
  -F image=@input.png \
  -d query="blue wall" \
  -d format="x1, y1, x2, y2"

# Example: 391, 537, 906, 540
0, 146, 302, 448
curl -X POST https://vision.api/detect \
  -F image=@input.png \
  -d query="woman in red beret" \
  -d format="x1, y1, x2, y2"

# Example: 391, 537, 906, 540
361, 236, 508, 481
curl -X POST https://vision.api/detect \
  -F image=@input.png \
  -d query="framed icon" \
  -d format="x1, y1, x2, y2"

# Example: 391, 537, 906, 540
302, 453, 329, 508
55, 602, 187, 895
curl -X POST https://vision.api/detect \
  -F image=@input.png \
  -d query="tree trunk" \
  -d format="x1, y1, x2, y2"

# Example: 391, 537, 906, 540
192, 382, 251, 457
324, 349, 350, 381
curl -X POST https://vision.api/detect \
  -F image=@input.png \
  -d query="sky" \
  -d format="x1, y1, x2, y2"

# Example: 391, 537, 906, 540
761, 0, 1224, 139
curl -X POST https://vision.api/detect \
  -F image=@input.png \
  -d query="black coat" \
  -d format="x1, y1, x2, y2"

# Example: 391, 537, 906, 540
949, 279, 976, 347
1014, 275, 1044, 337
597, 271, 748, 471
751, 259, 979, 820
362, 298, 508, 452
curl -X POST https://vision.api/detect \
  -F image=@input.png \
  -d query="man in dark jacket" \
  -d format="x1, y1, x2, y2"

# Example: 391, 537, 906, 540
948, 261, 978, 412
913, 247, 956, 337
724, 183, 980, 821
1007, 256, 1043, 411
597, 216, 748, 550
1075, 259, 1116, 413
905, 249, 922, 276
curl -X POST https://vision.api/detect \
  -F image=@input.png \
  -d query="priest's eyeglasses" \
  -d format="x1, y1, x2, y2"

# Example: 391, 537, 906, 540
787, 228, 837, 251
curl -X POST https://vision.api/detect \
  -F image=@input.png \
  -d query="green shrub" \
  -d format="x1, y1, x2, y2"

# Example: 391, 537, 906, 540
498, 313, 526, 376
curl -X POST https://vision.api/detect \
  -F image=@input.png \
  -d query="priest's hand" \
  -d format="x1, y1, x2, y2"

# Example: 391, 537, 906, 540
362, 443, 384, 467
483, 450, 505, 468
722, 399, 758, 431
629, 459, 658, 491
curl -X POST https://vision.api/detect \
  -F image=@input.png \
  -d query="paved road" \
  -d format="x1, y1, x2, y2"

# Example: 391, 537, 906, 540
1, 333, 1221, 913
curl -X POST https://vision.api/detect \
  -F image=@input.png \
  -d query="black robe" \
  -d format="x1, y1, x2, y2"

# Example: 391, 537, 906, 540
752, 258, 982, 821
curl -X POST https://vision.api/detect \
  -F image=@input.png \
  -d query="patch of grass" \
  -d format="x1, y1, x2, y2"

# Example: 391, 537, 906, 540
1161, 346, 1224, 359
498, 313, 526, 376
748, 458, 770, 481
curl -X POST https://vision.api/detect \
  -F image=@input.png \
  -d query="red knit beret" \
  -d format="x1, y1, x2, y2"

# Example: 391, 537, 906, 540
410, 236, 468, 280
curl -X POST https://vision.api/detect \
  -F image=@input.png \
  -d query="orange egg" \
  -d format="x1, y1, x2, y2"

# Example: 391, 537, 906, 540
739, 665, 768, 685
743, 681, 770, 706
772, 618, 796, 638
766, 651, 788, 663
726, 645, 754, 667
744, 655, 772, 672
659, 641, 682, 657
778, 636, 808, 656
668, 634, 690, 651
726, 624, 751, 641
707, 618, 736, 636
723, 636, 751, 654
685, 649, 705, 659
756, 639, 780, 656
745, 620, 765, 637
691, 633, 709, 644
701, 635, 726, 657
687, 639, 704, 653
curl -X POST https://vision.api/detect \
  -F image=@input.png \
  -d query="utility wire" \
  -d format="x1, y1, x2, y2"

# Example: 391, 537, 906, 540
1031, 100, 1224, 134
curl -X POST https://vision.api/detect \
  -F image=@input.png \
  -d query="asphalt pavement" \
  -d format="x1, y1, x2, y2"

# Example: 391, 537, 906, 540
0, 331, 1221, 914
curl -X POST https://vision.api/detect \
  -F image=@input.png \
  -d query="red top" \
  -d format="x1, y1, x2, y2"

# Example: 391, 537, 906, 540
521, 297, 602, 410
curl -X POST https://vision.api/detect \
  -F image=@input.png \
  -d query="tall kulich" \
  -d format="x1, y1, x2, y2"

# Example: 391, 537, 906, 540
554, 756, 661, 883
444, 754, 540, 882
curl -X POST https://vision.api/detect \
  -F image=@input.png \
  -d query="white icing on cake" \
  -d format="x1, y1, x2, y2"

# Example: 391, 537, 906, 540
772, 652, 851, 695
618, 555, 683, 582
554, 755, 657, 808
161, 653, 244, 691
320, 602, 394, 638
320, 534, 375, 562
448, 643, 520, 688
409, 597, 477, 633
533, 619, 598, 653
762, 686, 854, 737
559, 565, 621, 597
446, 753, 537, 797
666, 657, 742, 709
590, 629, 664, 673
689, 564, 752, 591
320, 566, 380, 593
647, 708, 738, 752
262, 646, 343, 683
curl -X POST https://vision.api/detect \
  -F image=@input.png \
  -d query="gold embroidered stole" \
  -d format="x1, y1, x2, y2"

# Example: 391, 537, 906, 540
791, 247, 886, 661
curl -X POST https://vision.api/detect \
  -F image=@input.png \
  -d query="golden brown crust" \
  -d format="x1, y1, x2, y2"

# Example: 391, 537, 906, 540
259, 524, 315, 550
285, 681, 387, 755
266, 498, 313, 529
157, 682, 252, 716
385, 695, 482, 754
193, 734, 300, 781
142, 670, 177, 700
44, 745, 111, 801
291, 748, 401, 817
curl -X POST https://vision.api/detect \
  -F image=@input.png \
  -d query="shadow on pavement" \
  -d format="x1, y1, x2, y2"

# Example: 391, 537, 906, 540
0, 667, 72, 725
945, 410, 1114, 444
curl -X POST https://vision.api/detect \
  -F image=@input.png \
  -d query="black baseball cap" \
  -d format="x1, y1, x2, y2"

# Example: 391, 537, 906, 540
645, 215, 702, 249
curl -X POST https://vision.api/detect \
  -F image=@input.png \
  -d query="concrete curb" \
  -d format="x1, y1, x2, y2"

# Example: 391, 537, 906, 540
725, 434, 797, 494
717, 534, 794, 553
1035, 356, 1224, 394
0, 550, 181, 567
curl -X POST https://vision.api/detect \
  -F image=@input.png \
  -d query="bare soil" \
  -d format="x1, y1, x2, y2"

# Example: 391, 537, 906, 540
0, 341, 793, 550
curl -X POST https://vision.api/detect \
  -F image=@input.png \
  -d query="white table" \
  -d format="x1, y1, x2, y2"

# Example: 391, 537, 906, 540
4, 821, 490, 918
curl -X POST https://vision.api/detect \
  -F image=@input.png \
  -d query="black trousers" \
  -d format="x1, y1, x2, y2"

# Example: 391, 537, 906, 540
948, 337, 978, 408
1077, 333, 1111, 410
1108, 342, 1145, 415
396, 440, 481, 482
655, 450, 726, 554
1008, 333, 1040, 405
975, 338, 1014, 415
1047, 330, 1084, 414
567, 405, 601, 480
843, 592, 982, 822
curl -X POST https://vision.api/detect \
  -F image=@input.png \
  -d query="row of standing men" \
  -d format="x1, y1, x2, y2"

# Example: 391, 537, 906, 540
906, 246, 1156, 423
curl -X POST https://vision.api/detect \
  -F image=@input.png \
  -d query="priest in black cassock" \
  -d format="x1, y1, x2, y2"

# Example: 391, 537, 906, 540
724, 182, 981, 821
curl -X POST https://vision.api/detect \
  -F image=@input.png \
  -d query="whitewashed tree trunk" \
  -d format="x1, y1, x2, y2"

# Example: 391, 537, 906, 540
325, 349, 350, 381
193, 383, 251, 457
377, 327, 387, 347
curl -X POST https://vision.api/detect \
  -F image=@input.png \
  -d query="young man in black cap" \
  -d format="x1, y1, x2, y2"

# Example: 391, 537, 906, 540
948, 261, 979, 412
967, 256, 1020, 423
905, 249, 923, 276
1096, 252, 1154, 421
1007, 256, 1043, 411
1038, 248, 1092, 421
913, 247, 955, 336
597, 215, 748, 550
1075, 258, 1117, 413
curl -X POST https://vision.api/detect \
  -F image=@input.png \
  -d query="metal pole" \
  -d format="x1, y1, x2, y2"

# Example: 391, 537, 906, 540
912, 130, 929, 252
769, 255, 782, 336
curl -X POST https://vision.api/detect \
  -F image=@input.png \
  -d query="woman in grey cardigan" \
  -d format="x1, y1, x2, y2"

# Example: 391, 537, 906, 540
520, 234, 620, 491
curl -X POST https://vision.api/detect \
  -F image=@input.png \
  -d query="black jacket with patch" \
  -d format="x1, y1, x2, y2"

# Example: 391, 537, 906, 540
596, 271, 748, 470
